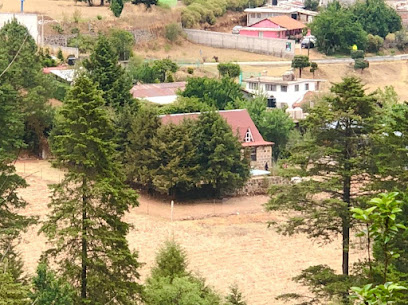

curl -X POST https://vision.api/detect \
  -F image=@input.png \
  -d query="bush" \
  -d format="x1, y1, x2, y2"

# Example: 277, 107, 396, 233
165, 23, 183, 42
51, 24, 64, 34
110, 0, 124, 17
367, 34, 384, 53
187, 67, 194, 74
96, 15, 103, 20
354, 58, 369, 71
181, 9, 200, 28
350, 49, 365, 59
57, 49, 64, 63
217, 62, 241, 78
67, 34, 97, 53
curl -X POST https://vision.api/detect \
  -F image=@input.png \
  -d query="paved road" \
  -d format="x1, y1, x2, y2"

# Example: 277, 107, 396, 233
201, 54, 408, 67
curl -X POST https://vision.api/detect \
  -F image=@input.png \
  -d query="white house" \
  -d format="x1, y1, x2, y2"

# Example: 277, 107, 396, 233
243, 72, 324, 109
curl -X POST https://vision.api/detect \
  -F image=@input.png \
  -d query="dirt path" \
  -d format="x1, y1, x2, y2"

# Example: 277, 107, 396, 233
14, 160, 366, 305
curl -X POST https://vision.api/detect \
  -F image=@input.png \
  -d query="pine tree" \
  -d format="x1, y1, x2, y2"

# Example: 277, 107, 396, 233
0, 84, 33, 281
151, 120, 199, 197
225, 284, 247, 305
0, 270, 30, 305
40, 75, 142, 305
83, 35, 134, 108
30, 261, 75, 305
267, 77, 379, 302
195, 111, 249, 197
124, 106, 161, 189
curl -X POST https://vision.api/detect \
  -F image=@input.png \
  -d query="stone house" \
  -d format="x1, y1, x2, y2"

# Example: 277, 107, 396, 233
160, 109, 274, 170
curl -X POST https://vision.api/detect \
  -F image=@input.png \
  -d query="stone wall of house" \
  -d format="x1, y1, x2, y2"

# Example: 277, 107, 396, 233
184, 29, 295, 58
234, 175, 290, 196
252, 145, 272, 170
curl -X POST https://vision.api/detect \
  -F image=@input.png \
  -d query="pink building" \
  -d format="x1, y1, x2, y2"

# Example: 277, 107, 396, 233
239, 15, 306, 39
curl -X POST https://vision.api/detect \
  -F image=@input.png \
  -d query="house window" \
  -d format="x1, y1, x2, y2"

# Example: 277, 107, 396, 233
281, 85, 288, 92
305, 83, 309, 90
251, 147, 257, 161
258, 31, 263, 38
248, 82, 258, 90
244, 128, 254, 142
295, 84, 299, 92
257, 13, 261, 18
265, 84, 277, 91
251, 13, 255, 18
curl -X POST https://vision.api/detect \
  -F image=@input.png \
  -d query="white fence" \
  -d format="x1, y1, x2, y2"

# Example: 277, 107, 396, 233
184, 29, 295, 58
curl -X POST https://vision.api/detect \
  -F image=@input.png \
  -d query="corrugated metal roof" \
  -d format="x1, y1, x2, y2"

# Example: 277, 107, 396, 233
130, 82, 186, 99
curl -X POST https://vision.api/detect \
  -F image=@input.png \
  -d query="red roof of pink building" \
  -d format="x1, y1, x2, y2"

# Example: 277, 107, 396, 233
160, 109, 273, 147
130, 82, 186, 99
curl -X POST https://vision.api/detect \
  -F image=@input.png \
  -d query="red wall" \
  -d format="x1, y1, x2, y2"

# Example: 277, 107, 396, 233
239, 29, 286, 38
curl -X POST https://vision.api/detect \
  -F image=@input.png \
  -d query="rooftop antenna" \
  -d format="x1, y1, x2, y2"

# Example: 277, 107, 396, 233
21, 0, 24, 13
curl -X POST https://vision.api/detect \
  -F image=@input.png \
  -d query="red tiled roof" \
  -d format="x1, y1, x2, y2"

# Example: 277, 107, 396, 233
267, 15, 306, 30
160, 109, 274, 147
130, 82, 186, 99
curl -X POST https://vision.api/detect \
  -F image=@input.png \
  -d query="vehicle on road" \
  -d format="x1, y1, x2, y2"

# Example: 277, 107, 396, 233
232, 25, 242, 34
301, 36, 316, 49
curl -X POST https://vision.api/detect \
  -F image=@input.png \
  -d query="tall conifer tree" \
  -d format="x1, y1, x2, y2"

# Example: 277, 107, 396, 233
41, 75, 142, 305
83, 35, 134, 108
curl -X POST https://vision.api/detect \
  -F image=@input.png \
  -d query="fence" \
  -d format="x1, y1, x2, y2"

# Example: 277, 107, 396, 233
184, 29, 295, 58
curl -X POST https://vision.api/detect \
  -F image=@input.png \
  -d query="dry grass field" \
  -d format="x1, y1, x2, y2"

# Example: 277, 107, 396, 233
15, 160, 366, 305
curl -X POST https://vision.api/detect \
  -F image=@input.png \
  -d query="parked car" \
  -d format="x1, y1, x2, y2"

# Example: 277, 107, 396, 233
301, 36, 316, 49
232, 26, 242, 34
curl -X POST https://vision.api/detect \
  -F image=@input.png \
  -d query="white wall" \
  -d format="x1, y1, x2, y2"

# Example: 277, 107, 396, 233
246, 80, 318, 108
0, 13, 39, 44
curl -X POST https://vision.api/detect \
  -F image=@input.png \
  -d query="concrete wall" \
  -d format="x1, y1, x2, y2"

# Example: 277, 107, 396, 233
234, 175, 290, 196
0, 13, 39, 44
184, 29, 295, 58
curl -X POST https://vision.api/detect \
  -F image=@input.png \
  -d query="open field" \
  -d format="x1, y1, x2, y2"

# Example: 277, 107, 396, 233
15, 159, 366, 305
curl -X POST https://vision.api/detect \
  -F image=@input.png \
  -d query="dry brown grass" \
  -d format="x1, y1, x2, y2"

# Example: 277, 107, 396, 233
15, 160, 366, 305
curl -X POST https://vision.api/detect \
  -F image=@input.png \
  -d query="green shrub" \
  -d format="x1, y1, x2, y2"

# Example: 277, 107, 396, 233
166, 73, 175, 82
52, 24, 64, 34
57, 49, 64, 62
108, 29, 134, 60
217, 62, 241, 78
187, 67, 194, 74
181, 9, 200, 28
96, 15, 103, 20
350, 49, 365, 59
165, 23, 183, 42
367, 34, 384, 53
354, 58, 369, 71
67, 34, 97, 53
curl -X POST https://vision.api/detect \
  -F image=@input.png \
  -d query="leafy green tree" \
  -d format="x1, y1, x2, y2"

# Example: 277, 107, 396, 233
291, 55, 310, 78
108, 29, 134, 60
259, 109, 294, 160
110, 0, 124, 17
144, 241, 222, 305
304, 0, 319, 11
351, 193, 408, 304
152, 59, 179, 83
195, 111, 249, 196
41, 75, 142, 305
311, 3, 368, 54
83, 35, 134, 108
267, 77, 379, 303
182, 77, 243, 109
310, 62, 318, 78
225, 284, 247, 305
130, 62, 160, 84
125, 106, 161, 188
351, 0, 401, 38
30, 261, 75, 305
351, 50, 365, 59
217, 63, 241, 79
151, 120, 199, 197
159, 97, 210, 114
